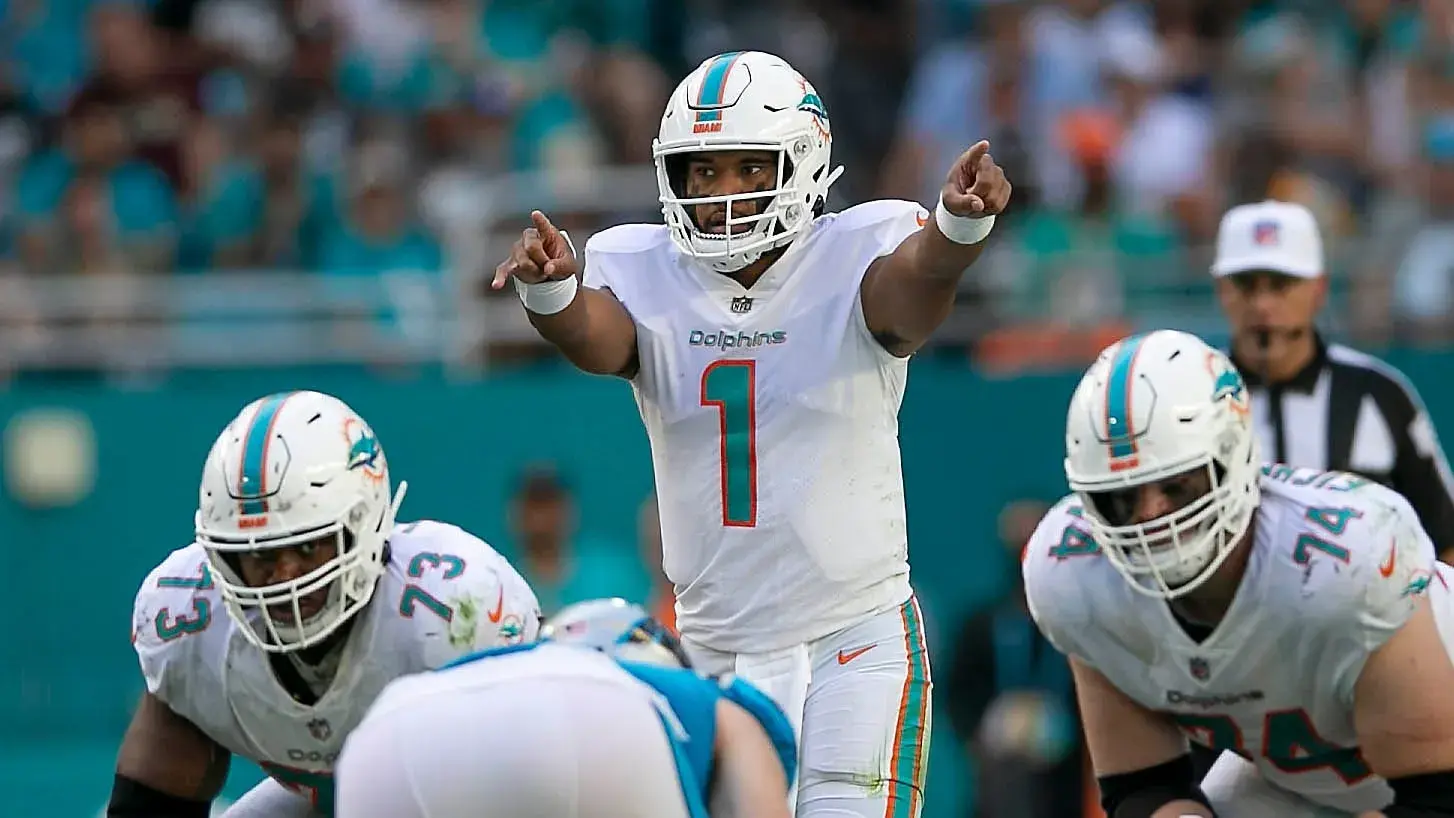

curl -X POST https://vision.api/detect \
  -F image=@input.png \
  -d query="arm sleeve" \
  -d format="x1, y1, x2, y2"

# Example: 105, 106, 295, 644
1383, 375, 1454, 559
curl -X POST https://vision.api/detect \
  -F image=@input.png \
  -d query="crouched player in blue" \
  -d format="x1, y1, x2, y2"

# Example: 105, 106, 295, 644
334, 599, 797, 818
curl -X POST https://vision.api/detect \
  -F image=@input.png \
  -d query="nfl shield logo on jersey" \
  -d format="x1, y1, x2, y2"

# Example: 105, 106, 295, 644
731, 296, 753, 314
307, 718, 332, 741
1189, 657, 1210, 681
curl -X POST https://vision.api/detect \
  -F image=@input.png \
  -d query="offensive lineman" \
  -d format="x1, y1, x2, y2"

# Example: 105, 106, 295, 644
335, 598, 798, 818
491, 49, 1012, 818
1022, 330, 1454, 818
108, 390, 541, 818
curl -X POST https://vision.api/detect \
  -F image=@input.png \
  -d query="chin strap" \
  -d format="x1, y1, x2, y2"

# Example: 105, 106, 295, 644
821, 164, 845, 196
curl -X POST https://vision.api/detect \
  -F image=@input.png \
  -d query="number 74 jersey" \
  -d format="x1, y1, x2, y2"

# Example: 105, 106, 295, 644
1022, 468, 1451, 815
129, 520, 541, 813
583, 200, 929, 653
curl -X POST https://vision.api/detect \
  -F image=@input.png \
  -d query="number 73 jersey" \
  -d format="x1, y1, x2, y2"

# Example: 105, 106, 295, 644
583, 200, 929, 652
1022, 468, 1450, 815
130, 520, 541, 814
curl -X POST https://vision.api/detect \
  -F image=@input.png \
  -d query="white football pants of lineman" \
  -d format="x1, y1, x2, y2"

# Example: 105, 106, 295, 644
221, 778, 316, 818
332, 674, 691, 818
682, 597, 933, 818
1201, 752, 1385, 818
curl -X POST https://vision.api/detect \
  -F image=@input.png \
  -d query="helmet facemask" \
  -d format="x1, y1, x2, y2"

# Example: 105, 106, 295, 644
197, 483, 406, 654
655, 137, 841, 274
1073, 435, 1259, 600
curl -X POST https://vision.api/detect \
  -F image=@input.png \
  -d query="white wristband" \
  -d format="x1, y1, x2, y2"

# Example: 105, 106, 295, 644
514, 274, 579, 315
934, 195, 996, 245
514, 229, 580, 315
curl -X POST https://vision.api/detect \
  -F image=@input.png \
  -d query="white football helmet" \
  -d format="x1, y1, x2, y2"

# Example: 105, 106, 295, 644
194, 390, 407, 653
539, 597, 691, 669
654, 50, 844, 273
1064, 330, 1261, 598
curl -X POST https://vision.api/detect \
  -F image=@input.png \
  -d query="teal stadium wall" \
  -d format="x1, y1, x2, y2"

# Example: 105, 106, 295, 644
7, 353, 1453, 816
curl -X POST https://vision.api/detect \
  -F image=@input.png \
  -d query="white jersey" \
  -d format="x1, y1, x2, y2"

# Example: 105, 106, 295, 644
582, 200, 928, 651
130, 520, 541, 814
1023, 467, 1446, 814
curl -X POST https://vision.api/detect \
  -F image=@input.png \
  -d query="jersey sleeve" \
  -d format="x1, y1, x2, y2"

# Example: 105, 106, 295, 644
865, 199, 930, 259
395, 523, 543, 669
1020, 496, 1099, 663
580, 232, 612, 291
1324, 485, 1441, 705
828, 199, 931, 354
580, 224, 664, 293
130, 545, 219, 707
615, 660, 720, 797
822, 198, 931, 262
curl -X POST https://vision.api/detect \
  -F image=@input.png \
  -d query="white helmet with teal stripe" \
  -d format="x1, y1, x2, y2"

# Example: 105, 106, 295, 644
194, 390, 407, 653
654, 50, 843, 274
1064, 330, 1261, 598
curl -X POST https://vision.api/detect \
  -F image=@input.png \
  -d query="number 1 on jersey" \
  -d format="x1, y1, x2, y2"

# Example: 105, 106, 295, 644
701, 359, 758, 527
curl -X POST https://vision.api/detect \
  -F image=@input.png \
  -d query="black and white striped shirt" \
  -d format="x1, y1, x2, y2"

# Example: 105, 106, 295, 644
1232, 334, 1454, 556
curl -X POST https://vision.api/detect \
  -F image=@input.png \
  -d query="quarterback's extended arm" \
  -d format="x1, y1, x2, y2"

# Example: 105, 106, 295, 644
108, 692, 230, 817
493, 211, 640, 378
1354, 595, 1454, 817
859, 140, 1010, 356
1071, 658, 1217, 818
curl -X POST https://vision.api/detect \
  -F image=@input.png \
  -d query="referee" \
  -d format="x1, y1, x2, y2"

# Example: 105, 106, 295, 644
1210, 200, 1454, 559
1190, 199, 1454, 784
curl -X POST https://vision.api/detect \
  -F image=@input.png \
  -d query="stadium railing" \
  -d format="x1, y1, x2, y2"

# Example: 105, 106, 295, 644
1, 162, 1371, 374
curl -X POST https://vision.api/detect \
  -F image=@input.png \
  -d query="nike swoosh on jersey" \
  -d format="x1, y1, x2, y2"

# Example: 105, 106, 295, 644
1379, 540, 1397, 578
487, 586, 504, 623
837, 645, 875, 665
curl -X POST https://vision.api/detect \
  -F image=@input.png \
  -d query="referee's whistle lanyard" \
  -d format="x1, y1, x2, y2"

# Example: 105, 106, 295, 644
991, 605, 1071, 696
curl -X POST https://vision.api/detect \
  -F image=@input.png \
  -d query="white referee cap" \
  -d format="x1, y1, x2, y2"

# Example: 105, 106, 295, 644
1211, 200, 1324, 279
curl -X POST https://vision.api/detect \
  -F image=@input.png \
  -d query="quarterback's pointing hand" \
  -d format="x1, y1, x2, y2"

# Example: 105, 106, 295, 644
943, 140, 1011, 218
492, 211, 579, 290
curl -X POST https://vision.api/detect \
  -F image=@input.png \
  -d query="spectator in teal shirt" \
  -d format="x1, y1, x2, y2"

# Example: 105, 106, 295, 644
175, 119, 265, 271
336, 0, 604, 175
507, 464, 651, 617
317, 139, 442, 278
12, 90, 177, 275
7, 0, 92, 116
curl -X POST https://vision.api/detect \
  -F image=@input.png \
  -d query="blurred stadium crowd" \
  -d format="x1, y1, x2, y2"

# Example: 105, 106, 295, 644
6, 0, 1454, 374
